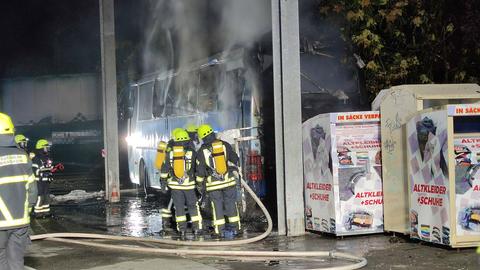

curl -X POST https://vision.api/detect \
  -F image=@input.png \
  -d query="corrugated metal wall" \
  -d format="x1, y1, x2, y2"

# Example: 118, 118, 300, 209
1, 73, 101, 125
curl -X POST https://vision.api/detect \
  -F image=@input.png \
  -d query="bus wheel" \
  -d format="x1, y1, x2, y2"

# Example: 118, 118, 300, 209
138, 160, 149, 197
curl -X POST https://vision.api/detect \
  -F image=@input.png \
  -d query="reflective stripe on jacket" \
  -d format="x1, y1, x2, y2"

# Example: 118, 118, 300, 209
196, 140, 240, 192
0, 146, 37, 230
160, 145, 197, 190
32, 154, 53, 182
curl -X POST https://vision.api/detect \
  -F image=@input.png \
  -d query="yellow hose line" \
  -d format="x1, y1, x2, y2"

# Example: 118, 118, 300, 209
30, 179, 367, 270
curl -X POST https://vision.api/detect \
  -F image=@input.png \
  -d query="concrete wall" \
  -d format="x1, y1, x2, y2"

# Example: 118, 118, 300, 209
1, 73, 101, 125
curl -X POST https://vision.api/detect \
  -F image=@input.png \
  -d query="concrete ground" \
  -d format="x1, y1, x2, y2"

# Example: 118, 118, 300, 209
25, 193, 479, 270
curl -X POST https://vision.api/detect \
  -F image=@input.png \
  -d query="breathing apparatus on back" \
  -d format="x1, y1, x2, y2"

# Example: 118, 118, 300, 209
198, 124, 228, 179
172, 129, 191, 184
155, 141, 167, 170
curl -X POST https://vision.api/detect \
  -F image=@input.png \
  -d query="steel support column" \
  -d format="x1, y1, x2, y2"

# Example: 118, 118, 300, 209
99, 0, 120, 202
271, 0, 305, 236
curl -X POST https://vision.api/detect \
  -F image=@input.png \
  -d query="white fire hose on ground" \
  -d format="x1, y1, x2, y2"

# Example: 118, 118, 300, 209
31, 179, 367, 270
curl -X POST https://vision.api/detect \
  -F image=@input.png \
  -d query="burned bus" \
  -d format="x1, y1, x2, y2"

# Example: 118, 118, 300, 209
125, 48, 266, 196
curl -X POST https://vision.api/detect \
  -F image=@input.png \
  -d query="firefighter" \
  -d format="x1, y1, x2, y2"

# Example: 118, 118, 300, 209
155, 140, 172, 231
0, 113, 37, 269
168, 128, 184, 150
160, 127, 187, 232
160, 129, 202, 238
32, 139, 53, 217
14, 134, 28, 152
185, 124, 200, 150
196, 124, 241, 237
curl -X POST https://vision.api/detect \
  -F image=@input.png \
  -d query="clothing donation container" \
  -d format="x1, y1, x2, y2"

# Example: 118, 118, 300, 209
407, 104, 480, 247
372, 84, 480, 234
303, 111, 383, 236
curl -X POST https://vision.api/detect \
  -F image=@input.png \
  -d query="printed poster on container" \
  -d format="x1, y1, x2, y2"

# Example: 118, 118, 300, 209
303, 115, 335, 233
454, 134, 480, 237
407, 111, 450, 245
333, 121, 383, 234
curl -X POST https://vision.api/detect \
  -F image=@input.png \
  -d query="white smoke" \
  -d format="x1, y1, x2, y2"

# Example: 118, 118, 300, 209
216, 0, 270, 121
141, 0, 271, 127
218, 0, 271, 51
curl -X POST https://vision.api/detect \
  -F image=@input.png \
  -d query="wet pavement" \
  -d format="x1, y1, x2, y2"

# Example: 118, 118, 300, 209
26, 191, 479, 270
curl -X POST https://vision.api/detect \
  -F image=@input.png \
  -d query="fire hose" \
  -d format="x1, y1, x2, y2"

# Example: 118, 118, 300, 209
30, 178, 367, 270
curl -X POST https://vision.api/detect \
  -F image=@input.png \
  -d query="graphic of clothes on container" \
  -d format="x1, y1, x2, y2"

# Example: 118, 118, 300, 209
408, 116, 449, 240
32, 152, 53, 216
454, 136, 480, 233
310, 125, 326, 161
160, 142, 202, 235
310, 126, 332, 176
335, 122, 383, 233
454, 144, 477, 195
338, 167, 367, 201
337, 146, 353, 166
455, 145, 472, 166
196, 136, 241, 235
416, 117, 448, 176
304, 122, 334, 233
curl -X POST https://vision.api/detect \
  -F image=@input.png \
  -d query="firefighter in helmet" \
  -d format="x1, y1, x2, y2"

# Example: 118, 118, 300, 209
160, 129, 202, 238
32, 139, 53, 217
14, 134, 29, 152
0, 113, 37, 269
196, 124, 241, 237
185, 124, 200, 150
159, 127, 188, 232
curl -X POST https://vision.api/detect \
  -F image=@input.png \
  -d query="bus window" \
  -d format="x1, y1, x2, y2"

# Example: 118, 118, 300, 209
163, 77, 177, 116
153, 79, 167, 118
138, 81, 154, 121
198, 67, 219, 112
174, 73, 198, 114
218, 70, 245, 111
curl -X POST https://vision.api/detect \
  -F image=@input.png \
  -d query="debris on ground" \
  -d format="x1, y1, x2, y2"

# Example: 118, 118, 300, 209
51, 190, 105, 203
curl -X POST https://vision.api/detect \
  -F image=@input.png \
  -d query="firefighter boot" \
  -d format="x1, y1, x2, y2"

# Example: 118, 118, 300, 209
210, 231, 225, 240
231, 228, 243, 238
178, 230, 187, 240
193, 229, 202, 239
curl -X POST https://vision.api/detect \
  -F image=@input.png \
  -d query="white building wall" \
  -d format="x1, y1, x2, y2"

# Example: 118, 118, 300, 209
1, 74, 101, 125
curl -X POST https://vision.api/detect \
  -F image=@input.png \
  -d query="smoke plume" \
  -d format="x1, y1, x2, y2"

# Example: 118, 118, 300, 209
140, 0, 271, 127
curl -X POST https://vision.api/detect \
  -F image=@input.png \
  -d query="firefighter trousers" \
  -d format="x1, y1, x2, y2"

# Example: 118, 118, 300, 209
161, 189, 173, 230
171, 189, 202, 232
208, 186, 241, 234
34, 181, 50, 215
0, 227, 30, 270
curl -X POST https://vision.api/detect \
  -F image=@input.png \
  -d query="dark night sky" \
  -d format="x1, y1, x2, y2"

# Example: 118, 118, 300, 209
0, 1, 101, 78
0, 0, 270, 79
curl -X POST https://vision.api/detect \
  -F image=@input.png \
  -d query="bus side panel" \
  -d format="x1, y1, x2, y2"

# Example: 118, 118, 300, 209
127, 118, 139, 184
167, 114, 202, 136
200, 110, 243, 132
137, 119, 169, 189
127, 86, 140, 185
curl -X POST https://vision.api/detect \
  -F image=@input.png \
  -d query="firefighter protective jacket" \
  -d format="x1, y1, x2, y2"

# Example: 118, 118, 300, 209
196, 139, 240, 192
32, 152, 53, 182
0, 135, 37, 230
160, 144, 198, 190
